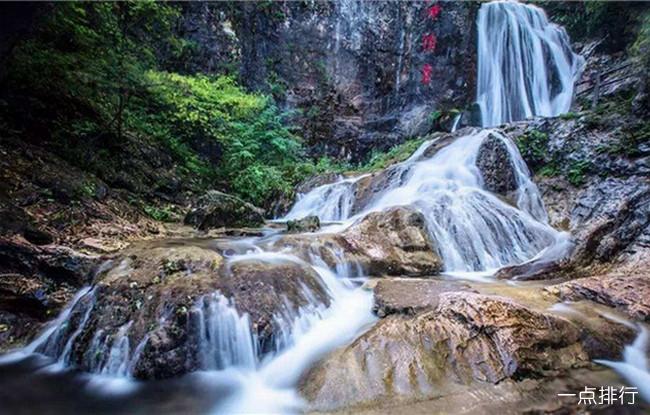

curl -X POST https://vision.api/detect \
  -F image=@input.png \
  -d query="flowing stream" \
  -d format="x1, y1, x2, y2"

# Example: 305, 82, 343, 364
1, 1, 644, 414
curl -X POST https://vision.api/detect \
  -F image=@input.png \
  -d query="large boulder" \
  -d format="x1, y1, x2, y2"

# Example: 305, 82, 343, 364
286, 215, 320, 233
370, 278, 472, 317
339, 207, 441, 276
184, 191, 265, 230
277, 207, 442, 277
475, 133, 518, 200
300, 292, 629, 412
0, 236, 98, 352
39, 244, 329, 380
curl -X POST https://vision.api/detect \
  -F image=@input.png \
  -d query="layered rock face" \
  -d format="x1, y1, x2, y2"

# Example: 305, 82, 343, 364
39, 244, 330, 379
278, 206, 442, 277
184, 190, 265, 229
300, 290, 635, 412
177, 1, 480, 161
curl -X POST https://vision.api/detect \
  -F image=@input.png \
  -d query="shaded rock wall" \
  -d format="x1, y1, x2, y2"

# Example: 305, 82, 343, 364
177, 1, 480, 162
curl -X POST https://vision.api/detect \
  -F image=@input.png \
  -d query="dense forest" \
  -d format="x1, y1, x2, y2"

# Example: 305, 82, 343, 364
0, 1, 649, 414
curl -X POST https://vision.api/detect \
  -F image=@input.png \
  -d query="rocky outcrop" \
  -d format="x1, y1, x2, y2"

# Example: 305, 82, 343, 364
286, 215, 320, 233
475, 132, 518, 200
51, 244, 329, 379
184, 190, 265, 230
178, 2, 480, 161
339, 207, 441, 276
278, 206, 442, 277
0, 236, 98, 351
547, 274, 650, 322
300, 292, 610, 412
370, 278, 472, 317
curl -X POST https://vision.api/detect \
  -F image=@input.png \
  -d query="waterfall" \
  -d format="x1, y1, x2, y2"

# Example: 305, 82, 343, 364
192, 293, 259, 371
0, 2, 590, 412
285, 130, 557, 273
476, 1, 584, 127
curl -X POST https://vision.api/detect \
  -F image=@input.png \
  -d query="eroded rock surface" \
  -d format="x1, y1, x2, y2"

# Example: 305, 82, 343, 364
184, 190, 265, 230
371, 278, 472, 317
53, 244, 329, 379
278, 206, 442, 277
476, 133, 518, 200
300, 292, 594, 412
547, 274, 650, 322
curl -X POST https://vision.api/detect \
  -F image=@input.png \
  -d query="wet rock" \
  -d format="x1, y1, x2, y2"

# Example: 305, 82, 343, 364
340, 207, 442, 276
179, 2, 480, 161
184, 190, 265, 230
0, 237, 96, 350
371, 278, 472, 317
300, 292, 589, 411
286, 215, 320, 233
547, 274, 650, 322
475, 132, 518, 200
350, 166, 411, 215
495, 260, 564, 281
278, 207, 442, 277
58, 244, 329, 379
568, 178, 650, 268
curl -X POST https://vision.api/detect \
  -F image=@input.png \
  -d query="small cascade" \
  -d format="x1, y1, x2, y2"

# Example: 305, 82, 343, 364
192, 293, 259, 371
12, 286, 144, 377
285, 129, 557, 273
451, 114, 462, 132
596, 327, 650, 403
284, 174, 363, 222
285, 139, 432, 222
476, 1, 584, 127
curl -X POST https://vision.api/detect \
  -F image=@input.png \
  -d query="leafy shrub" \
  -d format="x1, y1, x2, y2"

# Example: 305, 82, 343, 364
136, 72, 308, 207
360, 138, 426, 173
516, 130, 548, 168
567, 160, 591, 186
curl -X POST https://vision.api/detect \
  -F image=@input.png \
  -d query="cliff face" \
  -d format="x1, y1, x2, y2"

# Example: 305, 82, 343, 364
177, 1, 480, 162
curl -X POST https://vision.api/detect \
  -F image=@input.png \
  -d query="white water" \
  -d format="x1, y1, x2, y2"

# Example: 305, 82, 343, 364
451, 114, 462, 132
286, 129, 558, 273
476, 1, 584, 127
0, 1, 589, 413
596, 327, 650, 403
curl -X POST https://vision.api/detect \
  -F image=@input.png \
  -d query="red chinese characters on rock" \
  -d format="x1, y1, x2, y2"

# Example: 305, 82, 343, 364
421, 64, 433, 85
421, 3, 441, 86
427, 4, 442, 20
422, 33, 437, 52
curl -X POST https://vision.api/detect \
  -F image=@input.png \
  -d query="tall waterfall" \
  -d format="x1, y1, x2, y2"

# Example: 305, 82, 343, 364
476, 1, 584, 127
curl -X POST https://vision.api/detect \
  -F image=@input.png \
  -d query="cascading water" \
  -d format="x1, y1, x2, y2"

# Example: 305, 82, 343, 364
286, 129, 560, 274
596, 327, 650, 403
0, 1, 597, 413
476, 1, 584, 127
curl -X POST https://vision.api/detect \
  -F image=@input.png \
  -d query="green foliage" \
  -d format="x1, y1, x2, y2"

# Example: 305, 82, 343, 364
143, 204, 176, 222
6, 1, 180, 138
137, 72, 308, 207
516, 130, 549, 167
559, 112, 579, 120
567, 160, 591, 186
631, 11, 650, 63
3, 2, 325, 210
543, 2, 650, 52
360, 138, 426, 173
538, 162, 560, 178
